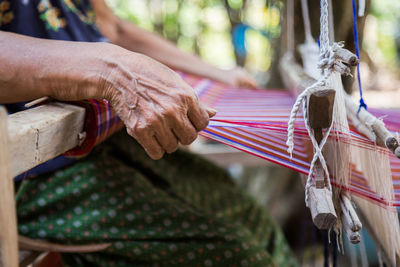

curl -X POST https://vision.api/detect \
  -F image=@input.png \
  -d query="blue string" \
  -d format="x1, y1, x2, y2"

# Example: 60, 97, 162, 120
352, 0, 367, 115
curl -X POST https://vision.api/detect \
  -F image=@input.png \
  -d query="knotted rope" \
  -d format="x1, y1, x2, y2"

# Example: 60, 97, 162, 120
287, 0, 337, 206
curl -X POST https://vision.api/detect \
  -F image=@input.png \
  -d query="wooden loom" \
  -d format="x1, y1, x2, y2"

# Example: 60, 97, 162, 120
280, 53, 400, 264
282, 0, 400, 263
1, 2, 399, 264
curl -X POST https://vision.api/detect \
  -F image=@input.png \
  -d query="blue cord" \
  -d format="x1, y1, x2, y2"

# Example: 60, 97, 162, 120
352, 0, 367, 115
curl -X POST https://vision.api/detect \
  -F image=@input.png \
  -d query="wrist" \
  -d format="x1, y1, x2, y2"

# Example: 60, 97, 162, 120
41, 42, 117, 101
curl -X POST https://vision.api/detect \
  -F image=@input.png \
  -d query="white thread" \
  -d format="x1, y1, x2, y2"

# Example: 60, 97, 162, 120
328, 0, 335, 42
358, 0, 366, 17
319, 0, 330, 57
301, 0, 313, 43
286, 80, 323, 157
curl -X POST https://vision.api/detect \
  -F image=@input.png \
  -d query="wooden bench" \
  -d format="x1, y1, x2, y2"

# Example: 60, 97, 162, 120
0, 103, 85, 267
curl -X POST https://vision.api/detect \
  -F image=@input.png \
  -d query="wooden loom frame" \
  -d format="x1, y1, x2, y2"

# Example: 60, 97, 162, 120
280, 54, 400, 263
0, 103, 86, 267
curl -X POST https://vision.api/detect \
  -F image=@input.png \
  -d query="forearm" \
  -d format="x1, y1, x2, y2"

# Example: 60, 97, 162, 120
0, 31, 106, 103
1, 28, 214, 160
111, 20, 227, 82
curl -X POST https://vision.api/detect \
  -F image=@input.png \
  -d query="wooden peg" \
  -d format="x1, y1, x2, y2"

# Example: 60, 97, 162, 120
344, 93, 400, 158
343, 225, 361, 244
341, 194, 362, 232
334, 46, 359, 66
340, 194, 362, 244
308, 89, 336, 130
372, 119, 400, 158
308, 88, 336, 190
308, 89, 335, 188
333, 61, 352, 76
308, 187, 337, 229
306, 88, 337, 230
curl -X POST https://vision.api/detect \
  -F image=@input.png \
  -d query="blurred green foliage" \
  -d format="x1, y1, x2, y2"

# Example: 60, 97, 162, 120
107, 0, 400, 75
106, 0, 283, 76
367, 0, 400, 69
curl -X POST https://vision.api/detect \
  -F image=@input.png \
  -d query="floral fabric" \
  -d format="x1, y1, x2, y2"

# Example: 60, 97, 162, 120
0, 0, 104, 40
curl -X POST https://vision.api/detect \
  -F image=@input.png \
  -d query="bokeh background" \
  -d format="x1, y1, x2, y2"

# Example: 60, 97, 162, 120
107, 0, 400, 99
107, 0, 400, 266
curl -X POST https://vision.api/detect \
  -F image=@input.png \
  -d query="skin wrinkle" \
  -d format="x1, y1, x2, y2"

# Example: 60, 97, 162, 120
101, 54, 208, 159
3, 6, 261, 159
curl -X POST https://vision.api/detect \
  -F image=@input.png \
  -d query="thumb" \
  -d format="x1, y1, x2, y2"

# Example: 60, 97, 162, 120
206, 107, 217, 118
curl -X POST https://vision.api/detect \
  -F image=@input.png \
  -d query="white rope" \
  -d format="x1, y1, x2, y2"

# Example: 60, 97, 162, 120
358, 0, 366, 17
328, 0, 335, 43
287, 0, 337, 205
286, 75, 335, 206
304, 97, 335, 206
300, 0, 313, 43
286, 80, 322, 157
319, 0, 330, 56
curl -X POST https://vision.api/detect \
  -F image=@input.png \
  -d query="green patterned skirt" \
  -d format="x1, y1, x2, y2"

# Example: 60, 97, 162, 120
16, 131, 297, 266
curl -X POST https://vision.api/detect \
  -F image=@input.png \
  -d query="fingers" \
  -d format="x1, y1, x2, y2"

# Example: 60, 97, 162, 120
127, 127, 165, 160
171, 116, 198, 145
155, 128, 179, 154
206, 107, 217, 118
187, 102, 210, 131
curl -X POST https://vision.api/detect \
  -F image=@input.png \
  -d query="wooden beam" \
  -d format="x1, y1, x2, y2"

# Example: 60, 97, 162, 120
0, 106, 18, 267
8, 103, 85, 177
344, 94, 400, 158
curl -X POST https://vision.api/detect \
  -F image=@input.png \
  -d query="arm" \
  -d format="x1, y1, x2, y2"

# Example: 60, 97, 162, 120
0, 31, 214, 159
91, 0, 257, 88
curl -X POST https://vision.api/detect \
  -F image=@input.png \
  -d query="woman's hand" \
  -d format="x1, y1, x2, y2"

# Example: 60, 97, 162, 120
0, 32, 214, 160
219, 67, 258, 89
98, 45, 216, 159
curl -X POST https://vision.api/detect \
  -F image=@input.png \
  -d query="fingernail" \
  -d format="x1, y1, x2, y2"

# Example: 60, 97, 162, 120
207, 107, 218, 117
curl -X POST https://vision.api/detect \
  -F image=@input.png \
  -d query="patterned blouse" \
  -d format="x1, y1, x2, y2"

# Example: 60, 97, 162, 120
1, 0, 123, 180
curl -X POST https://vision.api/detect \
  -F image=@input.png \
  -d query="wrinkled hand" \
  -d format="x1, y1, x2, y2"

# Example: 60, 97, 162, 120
102, 47, 216, 160
221, 67, 258, 88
